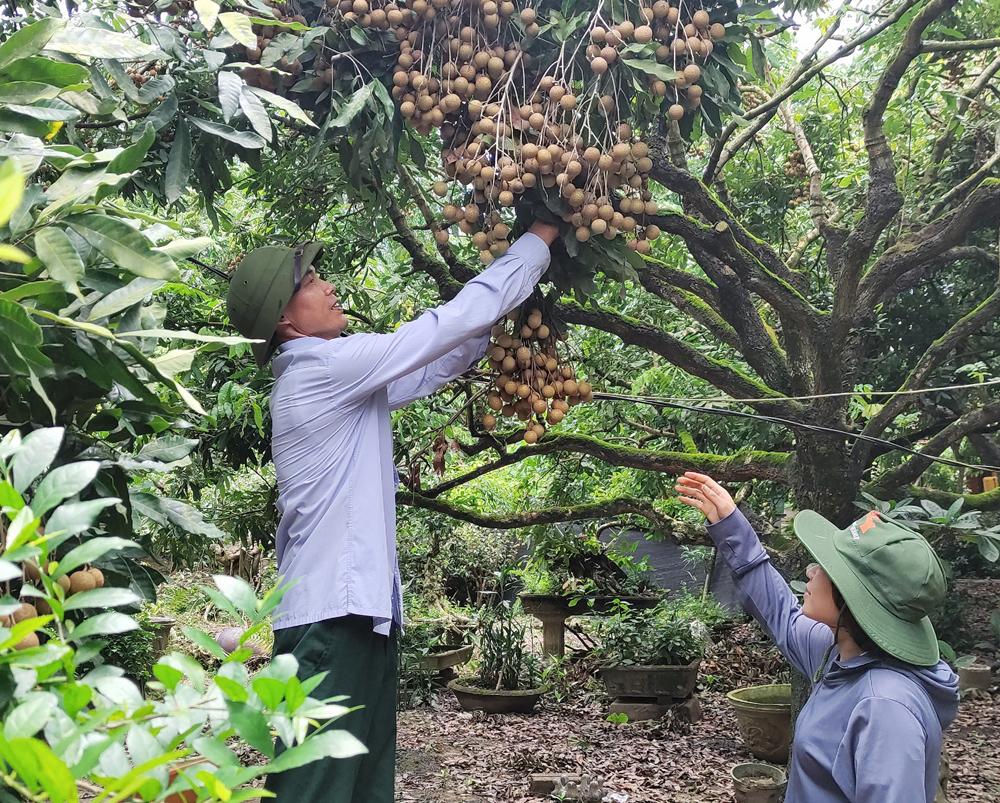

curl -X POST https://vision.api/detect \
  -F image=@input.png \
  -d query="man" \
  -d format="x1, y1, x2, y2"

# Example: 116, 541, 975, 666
225, 220, 558, 801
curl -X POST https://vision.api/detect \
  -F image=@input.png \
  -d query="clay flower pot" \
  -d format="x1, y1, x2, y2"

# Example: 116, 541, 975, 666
727, 684, 792, 763
731, 762, 787, 803
958, 662, 993, 693
600, 660, 701, 701
448, 677, 543, 714
416, 644, 473, 672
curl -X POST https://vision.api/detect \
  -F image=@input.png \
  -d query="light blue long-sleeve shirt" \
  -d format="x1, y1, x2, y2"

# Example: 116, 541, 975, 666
708, 508, 958, 803
268, 233, 551, 634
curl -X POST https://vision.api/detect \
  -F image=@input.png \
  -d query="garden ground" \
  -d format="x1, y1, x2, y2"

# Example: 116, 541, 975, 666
394, 622, 1000, 802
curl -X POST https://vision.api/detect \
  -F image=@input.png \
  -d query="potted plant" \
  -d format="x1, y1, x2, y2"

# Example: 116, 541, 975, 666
593, 600, 709, 720
517, 530, 662, 657
448, 599, 543, 714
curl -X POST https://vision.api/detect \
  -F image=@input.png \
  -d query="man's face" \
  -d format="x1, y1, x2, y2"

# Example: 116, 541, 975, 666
279, 268, 348, 340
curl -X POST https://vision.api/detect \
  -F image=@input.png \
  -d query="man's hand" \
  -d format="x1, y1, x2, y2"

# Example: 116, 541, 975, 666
675, 472, 737, 525
527, 221, 559, 246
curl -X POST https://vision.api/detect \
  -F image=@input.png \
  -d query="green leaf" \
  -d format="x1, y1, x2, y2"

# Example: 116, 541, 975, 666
0, 81, 63, 104
0, 243, 30, 263
226, 702, 274, 757
0, 17, 64, 72
218, 71, 243, 123
0, 560, 21, 582
69, 612, 138, 641
137, 435, 198, 463
1, 736, 78, 802
160, 498, 225, 537
34, 226, 85, 297
45, 498, 118, 545
0, 109, 51, 137
249, 87, 317, 127
195, 0, 221, 30
2, 57, 90, 87
239, 87, 272, 141
45, 26, 159, 60
107, 123, 155, 173
88, 277, 165, 320
153, 661, 184, 691
4, 99, 80, 122
189, 117, 265, 149
57, 536, 138, 576
63, 587, 141, 611
213, 575, 258, 617
251, 676, 285, 709
266, 730, 366, 772
154, 236, 213, 259
4, 694, 56, 739
69, 214, 180, 280
0, 298, 43, 346
328, 82, 374, 129
978, 534, 1000, 562
622, 57, 678, 82
218, 12, 257, 48
165, 120, 192, 204
31, 460, 100, 517
0, 159, 25, 226
11, 426, 64, 492
183, 625, 228, 660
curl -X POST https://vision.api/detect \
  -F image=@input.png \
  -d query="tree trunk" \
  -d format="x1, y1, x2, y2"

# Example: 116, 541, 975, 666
791, 433, 860, 526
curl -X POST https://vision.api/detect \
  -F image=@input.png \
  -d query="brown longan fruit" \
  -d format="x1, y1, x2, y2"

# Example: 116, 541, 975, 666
591, 56, 609, 74
693, 9, 710, 28
668, 103, 685, 121
69, 570, 96, 595
683, 63, 701, 83
482, 414, 497, 431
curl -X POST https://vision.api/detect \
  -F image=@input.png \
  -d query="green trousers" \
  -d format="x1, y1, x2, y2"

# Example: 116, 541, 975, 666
264, 615, 399, 803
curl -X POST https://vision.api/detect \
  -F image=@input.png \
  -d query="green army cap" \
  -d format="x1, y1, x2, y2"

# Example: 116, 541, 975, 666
793, 509, 947, 666
226, 242, 324, 367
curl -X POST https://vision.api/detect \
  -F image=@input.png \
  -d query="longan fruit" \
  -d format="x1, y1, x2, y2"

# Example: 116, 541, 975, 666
69, 570, 96, 595
57, 575, 71, 593
693, 9, 710, 28
523, 429, 539, 444
13, 603, 37, 623
710, 22, 726, 40
14, 633, 39, 650
482, 414, 497, 431
576, 226, 591, 241
488, 394, 504, 411
683, 63, 701, 83
634, 25, 653, 43
520, 7, 536, 24
668, 103, 685, 121
590, 56, 609, 74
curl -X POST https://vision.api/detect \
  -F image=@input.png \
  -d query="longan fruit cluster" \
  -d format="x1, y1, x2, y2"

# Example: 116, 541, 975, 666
9, 560, 108, 649
482, 304, 592, 443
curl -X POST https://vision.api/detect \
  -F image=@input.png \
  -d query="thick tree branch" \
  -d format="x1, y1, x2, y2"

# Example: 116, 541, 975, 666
857, 286, 1000, 451
424, 432, 791, 498
778, 101, 841, 239
384, 194, 464, 299
555, 300, 800, 414
924, 54, 1000, 187
398, 492, 695, 538
895, 485, 1000, 511
872, 401, 1000, 489
703, 1, 920, 181
397, 167, 476, 283
927, 125, 1000, 219
859, 178, 1000, 306
835, 0, 958, 320
921, 38, 1000, 53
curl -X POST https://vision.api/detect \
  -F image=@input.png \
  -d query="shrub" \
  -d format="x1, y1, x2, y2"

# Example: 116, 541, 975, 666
594, 599, 710, 666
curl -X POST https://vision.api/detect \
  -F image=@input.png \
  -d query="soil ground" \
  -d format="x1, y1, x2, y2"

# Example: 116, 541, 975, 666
395, 689, 999, 802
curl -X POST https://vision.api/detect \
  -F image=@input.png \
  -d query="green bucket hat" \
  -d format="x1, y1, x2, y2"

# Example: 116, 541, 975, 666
226, 242, 324, 367
793, 509, 947, 666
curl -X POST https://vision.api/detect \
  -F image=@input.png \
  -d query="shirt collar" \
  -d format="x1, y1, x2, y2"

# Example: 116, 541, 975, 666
277, 336, 329, 353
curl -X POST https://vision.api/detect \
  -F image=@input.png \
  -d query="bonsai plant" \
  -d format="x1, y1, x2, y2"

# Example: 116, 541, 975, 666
449, 591, 543, 714
593, 599, 710, 719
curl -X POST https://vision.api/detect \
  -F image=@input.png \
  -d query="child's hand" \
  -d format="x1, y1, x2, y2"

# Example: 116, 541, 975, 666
675, 472, 737, 524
